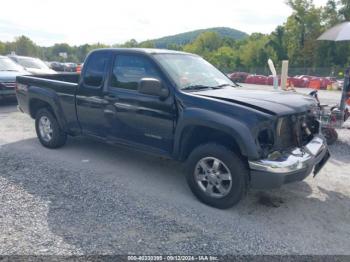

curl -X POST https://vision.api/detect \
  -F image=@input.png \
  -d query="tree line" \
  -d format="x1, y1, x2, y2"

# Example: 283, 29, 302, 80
0, 0, 349, 76
180, 0, 350, 75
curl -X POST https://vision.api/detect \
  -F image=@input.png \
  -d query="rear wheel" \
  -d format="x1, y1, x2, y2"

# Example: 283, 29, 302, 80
186, 143, 247, 209
35, 108, 67, 148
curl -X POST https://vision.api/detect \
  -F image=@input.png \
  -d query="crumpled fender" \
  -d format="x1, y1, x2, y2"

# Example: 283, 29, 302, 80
173, 108, 260, 160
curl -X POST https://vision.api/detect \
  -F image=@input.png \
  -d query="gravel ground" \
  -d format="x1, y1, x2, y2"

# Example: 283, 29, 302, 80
0, 88, 350, 255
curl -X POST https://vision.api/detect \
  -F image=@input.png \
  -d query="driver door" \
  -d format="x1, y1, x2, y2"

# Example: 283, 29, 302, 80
105, 53, 176, 153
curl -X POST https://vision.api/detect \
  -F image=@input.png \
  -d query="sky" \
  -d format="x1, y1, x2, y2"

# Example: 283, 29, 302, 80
0, 0, 328, 46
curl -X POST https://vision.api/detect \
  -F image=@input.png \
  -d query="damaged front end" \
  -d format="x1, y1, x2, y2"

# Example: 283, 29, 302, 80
257, 107, 321, 157
250, 110, 330, 189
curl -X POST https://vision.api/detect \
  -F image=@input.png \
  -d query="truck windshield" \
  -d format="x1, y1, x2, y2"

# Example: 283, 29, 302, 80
0, 57, 24, 71
153, 54, 232, 90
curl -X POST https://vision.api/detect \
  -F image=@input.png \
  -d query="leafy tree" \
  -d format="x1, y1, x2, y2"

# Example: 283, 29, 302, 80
120, 39, 138, 48
338, 0, 350, 20
184, 32, 222, 55
138, 40, 155, 48
239, 34, 278, 71
0, 41, 5, 55
76, 44, 91, 62
11, 35, 39, 57
322, 0, 340, 27
210, 46, 238, 72
166, 43, 183, 51
267, 26, 288, 62
284, 0, 322, 68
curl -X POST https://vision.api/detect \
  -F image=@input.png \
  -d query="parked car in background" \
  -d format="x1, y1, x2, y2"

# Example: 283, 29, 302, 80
63, 62, 78, 72
266, 75, 281, 86
288, 75, 311, 88
323, 77, 339, 90
245, 74, 268, 85
287, 76, 303, 88
245, 73, 339, 90
44, 61, 51, 67
0, 56, 29, 99
49, 61, 65, 72
8, 55, 56, 75
228, 72, 249, 83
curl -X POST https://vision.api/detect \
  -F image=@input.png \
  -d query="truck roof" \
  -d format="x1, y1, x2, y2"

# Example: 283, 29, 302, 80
92, 48, 194, 56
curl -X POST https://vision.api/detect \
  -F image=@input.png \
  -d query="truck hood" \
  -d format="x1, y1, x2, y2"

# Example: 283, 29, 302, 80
0, 71, 29, 81
195, 87, 316, 116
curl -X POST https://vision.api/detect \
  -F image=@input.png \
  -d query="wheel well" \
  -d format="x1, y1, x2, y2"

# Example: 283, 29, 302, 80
29, 99, 54, 119
179, 126, 244, 161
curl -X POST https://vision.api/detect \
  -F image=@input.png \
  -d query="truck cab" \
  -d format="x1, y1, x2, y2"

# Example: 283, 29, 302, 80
75, 49, 176, 155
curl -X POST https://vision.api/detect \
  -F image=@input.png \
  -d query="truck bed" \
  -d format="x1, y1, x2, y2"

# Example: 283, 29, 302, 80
17, 73, 79, 91
16, 73, 81, 134
20, 73, 80, 84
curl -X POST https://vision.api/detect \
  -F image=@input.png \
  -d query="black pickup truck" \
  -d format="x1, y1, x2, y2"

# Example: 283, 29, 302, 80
16, 48, 330, 209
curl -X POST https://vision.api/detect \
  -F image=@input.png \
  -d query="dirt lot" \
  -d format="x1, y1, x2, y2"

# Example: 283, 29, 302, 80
0, 86, 349, 255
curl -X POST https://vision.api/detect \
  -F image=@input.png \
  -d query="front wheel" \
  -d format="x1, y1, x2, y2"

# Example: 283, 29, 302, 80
185, 143, 248, 209
35, 108, 67, 148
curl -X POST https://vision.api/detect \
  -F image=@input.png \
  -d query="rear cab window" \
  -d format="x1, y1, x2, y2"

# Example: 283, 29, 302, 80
83, 52, 110, 88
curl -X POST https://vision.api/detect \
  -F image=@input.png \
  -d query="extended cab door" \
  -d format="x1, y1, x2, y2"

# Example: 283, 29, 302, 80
104, 53, 176, 154
76, 51, 111, 137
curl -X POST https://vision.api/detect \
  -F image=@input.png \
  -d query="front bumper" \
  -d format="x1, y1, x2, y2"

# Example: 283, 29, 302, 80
249, 135, 330, 189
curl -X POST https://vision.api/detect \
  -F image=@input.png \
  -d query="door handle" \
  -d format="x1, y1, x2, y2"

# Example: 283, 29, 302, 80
83, 96, 109, 106
104, 94, 119, 101
104, 109, 116, 116
114, 103, 138, 111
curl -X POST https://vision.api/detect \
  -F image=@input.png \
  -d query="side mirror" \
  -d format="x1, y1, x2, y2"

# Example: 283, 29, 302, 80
138, 78, 169, 99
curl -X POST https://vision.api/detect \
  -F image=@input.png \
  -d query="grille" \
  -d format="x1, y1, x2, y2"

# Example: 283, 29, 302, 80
0, 81, 16, 90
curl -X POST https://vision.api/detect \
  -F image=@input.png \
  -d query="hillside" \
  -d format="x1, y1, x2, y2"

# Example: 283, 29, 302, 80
148, 27, 248, 48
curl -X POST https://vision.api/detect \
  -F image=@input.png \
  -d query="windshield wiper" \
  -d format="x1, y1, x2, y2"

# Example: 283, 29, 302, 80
212, 83, 237, 88
0, 69, 18, 72
182, 83, 234, 91
182, 85, 214, 91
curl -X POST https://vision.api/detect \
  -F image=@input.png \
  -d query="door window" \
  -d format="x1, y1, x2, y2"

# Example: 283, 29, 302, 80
111, 54, 161, 90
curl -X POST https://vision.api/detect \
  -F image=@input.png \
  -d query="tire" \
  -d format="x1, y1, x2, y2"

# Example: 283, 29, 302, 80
35, 108, 67, 148
322, 127, 338, 145
185, 143, 248, 209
